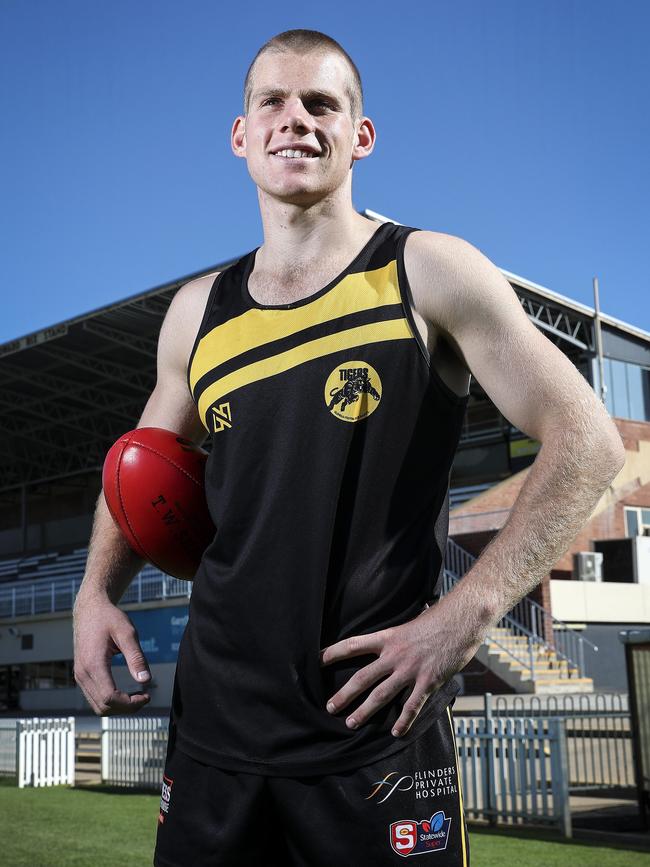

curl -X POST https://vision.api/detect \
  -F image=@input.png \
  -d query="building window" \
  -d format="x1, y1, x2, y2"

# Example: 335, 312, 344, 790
624, 507, 650, 537
602, 359, 650, 422
21, 660, 75, 690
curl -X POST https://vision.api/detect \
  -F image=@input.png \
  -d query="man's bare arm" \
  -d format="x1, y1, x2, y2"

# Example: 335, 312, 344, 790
319, 234, 626, 739
75, 277, 211, 605
406, 232, 625, 646
72, 274, 216, 714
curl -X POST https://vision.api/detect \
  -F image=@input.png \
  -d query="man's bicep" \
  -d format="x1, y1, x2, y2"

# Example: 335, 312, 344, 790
137, 280, 211, 445
411, 233, 617, 445
454, 304, 589, 442
137, 379, 206, 445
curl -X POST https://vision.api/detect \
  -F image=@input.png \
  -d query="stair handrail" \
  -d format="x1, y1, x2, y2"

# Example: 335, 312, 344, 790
499, 603, 580, 676
444, 537, 598, 678
443, 569, 582, 681
524, 592, 598, 651
441, 569, 547, 680
472, 621, 540, 683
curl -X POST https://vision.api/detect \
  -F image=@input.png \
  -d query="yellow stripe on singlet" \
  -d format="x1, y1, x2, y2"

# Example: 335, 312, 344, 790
189, 259, 403, 395
196, 318, 413, 429
447, 705, 468, 867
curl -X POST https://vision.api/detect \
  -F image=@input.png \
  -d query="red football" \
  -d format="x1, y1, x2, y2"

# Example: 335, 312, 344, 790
102, 427, 215, 581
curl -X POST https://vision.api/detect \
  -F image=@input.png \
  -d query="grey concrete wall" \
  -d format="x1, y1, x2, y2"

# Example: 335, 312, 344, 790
0, 615, 73, 666
581, 622, 645, 690
18, 662, 177, 713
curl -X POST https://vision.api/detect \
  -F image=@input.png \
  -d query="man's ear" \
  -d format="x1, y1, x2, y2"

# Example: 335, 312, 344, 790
351, 116, 376, 164
231, 116, 246, 158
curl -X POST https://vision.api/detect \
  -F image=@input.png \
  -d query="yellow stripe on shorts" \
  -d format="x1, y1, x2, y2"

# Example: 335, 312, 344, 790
447, 705, 468, 867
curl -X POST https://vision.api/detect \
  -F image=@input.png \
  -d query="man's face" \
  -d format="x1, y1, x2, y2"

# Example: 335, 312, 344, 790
232, 49, 374, 205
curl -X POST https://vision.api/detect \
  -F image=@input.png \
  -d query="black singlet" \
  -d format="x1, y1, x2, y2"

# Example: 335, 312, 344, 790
171, 219, 470, 776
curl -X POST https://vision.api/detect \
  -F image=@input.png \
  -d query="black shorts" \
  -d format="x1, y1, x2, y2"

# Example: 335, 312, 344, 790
153, 704, 470, 866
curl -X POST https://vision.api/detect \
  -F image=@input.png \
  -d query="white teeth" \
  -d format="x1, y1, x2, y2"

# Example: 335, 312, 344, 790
273, 149, 317, 158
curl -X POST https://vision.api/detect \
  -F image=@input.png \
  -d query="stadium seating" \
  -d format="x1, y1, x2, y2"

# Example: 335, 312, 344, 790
0, 547, 88, 585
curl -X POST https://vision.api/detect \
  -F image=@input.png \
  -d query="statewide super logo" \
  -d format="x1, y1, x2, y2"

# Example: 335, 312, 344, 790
158, 773, 174, 824
325, 360, 382, 422
390, 811, 452, 857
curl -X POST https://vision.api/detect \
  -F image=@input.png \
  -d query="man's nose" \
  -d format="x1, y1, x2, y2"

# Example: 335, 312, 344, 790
278, 99, 316, 133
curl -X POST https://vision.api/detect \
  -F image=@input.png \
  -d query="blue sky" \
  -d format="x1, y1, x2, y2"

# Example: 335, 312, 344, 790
1, 0, 648, 343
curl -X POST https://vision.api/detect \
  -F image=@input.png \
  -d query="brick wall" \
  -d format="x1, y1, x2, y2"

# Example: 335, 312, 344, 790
449, 416, 650, 639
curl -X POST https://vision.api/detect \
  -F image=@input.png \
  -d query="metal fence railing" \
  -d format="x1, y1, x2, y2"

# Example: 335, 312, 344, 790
455, 716, 571, 837
487, 692, 634, 791
99, 714, 574, 836
0, 563, 191, 619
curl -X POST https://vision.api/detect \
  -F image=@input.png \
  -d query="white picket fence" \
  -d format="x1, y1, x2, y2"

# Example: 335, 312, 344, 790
455, 716, 571, 837
11, 717, 76, 787
101, 716, 168, 788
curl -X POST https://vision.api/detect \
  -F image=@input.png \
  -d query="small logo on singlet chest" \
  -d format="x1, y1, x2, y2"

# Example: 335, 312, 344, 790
211, 402, 232, 433
324, 360, 382, 422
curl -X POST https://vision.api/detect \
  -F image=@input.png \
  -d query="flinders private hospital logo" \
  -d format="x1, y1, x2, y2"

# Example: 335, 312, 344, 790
324, 360, 382, 422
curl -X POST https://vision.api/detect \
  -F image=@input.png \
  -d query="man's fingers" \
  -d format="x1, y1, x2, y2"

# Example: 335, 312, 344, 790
117, 626, 152, 685
76, 664, 150, 715
96, 683, 151, 715
73, 598, 152, 716
391, 684, 433, 737
74, 670, 103, 716
87, 665, 150, 716
108, 690, 151, 715
325, 658, 390, 714
320, 629, 389, 666
340, 673, 404, 730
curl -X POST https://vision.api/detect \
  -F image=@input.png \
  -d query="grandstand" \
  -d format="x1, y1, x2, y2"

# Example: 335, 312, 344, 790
1, 209, 649, 713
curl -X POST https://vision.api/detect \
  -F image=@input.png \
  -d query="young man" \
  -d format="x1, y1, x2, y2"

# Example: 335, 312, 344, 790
72, 29, 625, 866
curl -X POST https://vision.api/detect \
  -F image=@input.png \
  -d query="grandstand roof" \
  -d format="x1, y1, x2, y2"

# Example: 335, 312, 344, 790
0, 255, 236, 494
2, 213, 649, 494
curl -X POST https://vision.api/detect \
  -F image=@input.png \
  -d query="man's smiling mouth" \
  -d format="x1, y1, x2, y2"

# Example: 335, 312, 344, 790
272, 149, 320, 159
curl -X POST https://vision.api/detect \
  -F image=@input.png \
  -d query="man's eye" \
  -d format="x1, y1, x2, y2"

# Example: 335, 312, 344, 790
260, 98, 333, 109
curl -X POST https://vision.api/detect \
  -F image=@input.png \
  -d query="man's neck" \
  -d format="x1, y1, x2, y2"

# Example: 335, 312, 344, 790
255, 196, 376, 280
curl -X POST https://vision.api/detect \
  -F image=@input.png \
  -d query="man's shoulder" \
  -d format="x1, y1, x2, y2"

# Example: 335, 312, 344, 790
403, 230, 478, 329
404, 228, 477, 274
165, 270, 221, 322
175, 270, 222, 303
403, 229, 509, 336
158, 271, 223, 353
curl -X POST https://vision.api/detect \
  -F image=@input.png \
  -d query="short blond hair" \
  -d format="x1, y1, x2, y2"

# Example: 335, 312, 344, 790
244, 29, 364, 121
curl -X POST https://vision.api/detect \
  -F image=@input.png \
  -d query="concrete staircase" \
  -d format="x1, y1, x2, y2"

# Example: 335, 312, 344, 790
444, 538, 596, 695
476, 626, 594, 694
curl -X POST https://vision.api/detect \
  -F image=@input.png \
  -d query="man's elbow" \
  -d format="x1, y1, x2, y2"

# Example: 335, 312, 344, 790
582, 398, 626, 476
544, 410, 626, 480
589, 423, 626, 482
604, 433, 626, 475
596, 412, 626, 474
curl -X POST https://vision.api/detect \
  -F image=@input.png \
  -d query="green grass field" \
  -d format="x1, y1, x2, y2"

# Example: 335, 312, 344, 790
1, 777, 648, 866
